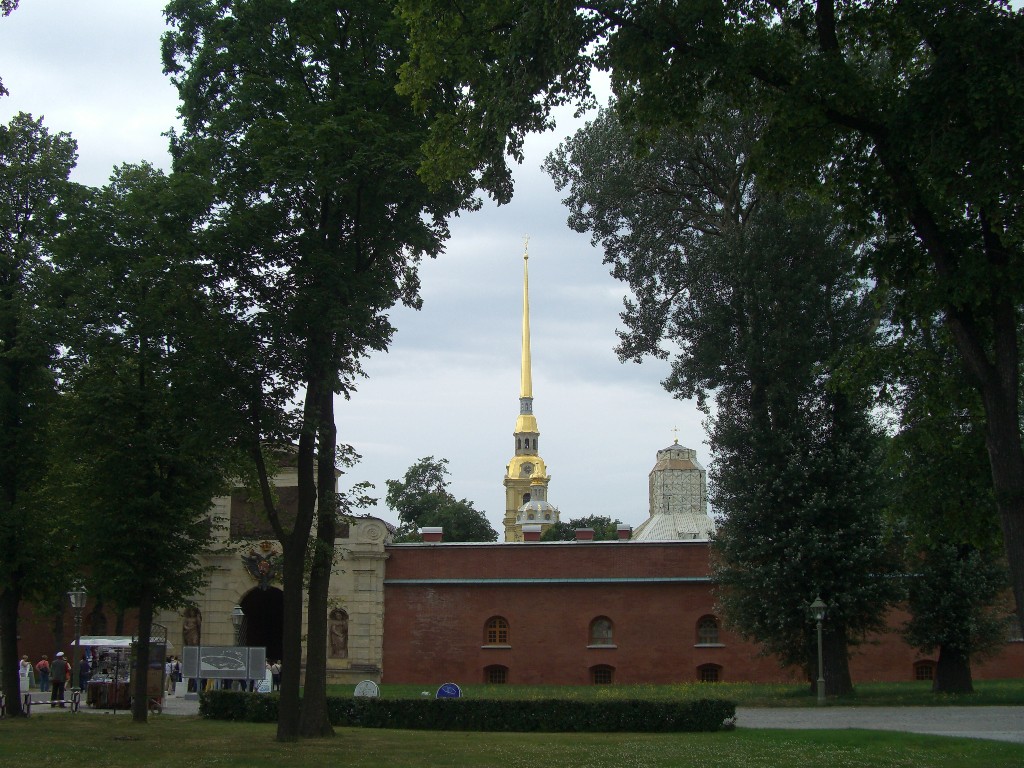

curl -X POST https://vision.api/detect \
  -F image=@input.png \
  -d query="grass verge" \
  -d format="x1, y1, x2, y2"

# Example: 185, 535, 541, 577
1, 716, 1022, 768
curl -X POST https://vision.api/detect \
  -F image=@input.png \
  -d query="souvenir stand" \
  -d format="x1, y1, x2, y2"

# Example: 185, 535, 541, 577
73, 626, 170, 712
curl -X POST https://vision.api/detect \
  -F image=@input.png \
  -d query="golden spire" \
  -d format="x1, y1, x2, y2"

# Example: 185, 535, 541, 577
521, 235, 532, 399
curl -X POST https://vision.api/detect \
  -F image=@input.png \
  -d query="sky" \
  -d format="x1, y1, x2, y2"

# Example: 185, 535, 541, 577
0, 0, 708, 533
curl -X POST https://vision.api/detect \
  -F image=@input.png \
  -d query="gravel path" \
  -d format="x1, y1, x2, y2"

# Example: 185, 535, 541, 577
736, 705, 1024, 744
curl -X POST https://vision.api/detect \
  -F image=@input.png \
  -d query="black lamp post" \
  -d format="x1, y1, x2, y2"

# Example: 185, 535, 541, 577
68, 585, 88, 692
809, 595, 827, 706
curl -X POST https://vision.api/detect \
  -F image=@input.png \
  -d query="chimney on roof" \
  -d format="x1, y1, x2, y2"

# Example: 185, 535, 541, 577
421, 527, 443, 543
574, 528, 595, 541
522, 524, 542, 542
616, 525, 632, 541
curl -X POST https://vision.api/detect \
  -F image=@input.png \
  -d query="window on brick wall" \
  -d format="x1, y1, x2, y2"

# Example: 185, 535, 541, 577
484, 616, 509, 645
914, 660, 935, 681
589, 616, 614, 646
590, 665, 614, 684
484, 665, 508, 684
696, 615, 720, 645
698, 663, 722, 682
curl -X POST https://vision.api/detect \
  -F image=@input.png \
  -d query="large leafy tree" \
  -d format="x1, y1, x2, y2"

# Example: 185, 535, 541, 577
52, 163, 238, 723
882, 319, 1010, 693
0, 112, 75, 716
546, 103, 900, 695
387, 457, 497, 542
397, 0, 1024, 635
162, 0, 475, 740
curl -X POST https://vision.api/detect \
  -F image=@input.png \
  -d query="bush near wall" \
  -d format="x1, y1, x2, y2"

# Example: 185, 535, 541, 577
200, 690, 735, 732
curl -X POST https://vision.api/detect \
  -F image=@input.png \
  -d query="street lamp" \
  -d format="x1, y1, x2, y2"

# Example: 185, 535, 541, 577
68, 585, 88, 693
230, 605, 245, 646
809, 595, 827, 706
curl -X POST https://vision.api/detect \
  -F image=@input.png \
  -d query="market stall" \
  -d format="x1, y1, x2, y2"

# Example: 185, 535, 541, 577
72, 633, 170, 711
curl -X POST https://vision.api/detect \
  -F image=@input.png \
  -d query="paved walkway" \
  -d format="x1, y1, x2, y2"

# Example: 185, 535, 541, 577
737, 706, 1024, 744
19, 695, 1024, 744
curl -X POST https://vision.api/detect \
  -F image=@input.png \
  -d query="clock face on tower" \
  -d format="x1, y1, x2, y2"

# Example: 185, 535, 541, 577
520, 462, 534, 477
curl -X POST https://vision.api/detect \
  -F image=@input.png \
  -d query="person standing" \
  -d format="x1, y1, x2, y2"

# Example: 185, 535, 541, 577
36, 655, 50, 692
165, 657, 176, 695
270, 659, 281, 691
78, 655, 91, 690
18, 656, 33, 693
49, 652, 69, 707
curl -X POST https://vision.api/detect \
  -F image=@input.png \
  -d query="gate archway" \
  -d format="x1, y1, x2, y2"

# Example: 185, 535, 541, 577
239, 587, 284, 662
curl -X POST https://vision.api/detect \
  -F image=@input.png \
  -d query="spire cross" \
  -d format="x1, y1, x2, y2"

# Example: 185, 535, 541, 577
672, 426, 679, 444
523, 234, 530, 259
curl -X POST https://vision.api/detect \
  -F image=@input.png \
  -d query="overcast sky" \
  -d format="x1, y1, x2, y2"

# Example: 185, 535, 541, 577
0, 0, 708, 533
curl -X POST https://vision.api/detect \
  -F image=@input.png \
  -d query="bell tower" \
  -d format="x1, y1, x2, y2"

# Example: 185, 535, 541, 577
503, 238, 556, 541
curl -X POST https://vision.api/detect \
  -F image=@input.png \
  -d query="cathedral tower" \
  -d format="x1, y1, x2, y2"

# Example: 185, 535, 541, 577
503, 240, 557, 541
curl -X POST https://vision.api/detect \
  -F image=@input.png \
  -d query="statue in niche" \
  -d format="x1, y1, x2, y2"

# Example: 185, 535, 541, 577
328, 609, 348, 659
182, 606, 202, 646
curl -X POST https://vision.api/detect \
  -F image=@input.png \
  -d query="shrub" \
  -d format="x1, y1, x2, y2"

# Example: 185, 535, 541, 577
201, 691, 735, 732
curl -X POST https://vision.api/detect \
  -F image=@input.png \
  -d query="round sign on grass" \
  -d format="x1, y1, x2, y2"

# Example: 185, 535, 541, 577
436, 682, 461, 698
354, 680, 380, 698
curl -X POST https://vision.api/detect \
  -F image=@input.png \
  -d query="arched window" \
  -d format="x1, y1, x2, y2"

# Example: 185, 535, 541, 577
516, 438, 521, 450
484, 665, 508, 684
914, 660, 936, 681
696, 615, 720, 645
698, 664, 722, 682
590, 665, 614, 684
522, 493, 531, 504
589, 616, 614, 646
484, 616, 509, 645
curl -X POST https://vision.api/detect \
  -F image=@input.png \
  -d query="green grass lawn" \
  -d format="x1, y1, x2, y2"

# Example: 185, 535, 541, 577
1, 716, 1022, 768
327, 679, 1024, 707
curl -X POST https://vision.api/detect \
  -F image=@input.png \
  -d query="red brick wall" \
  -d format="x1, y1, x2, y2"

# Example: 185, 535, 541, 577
382, 541, 1024, 686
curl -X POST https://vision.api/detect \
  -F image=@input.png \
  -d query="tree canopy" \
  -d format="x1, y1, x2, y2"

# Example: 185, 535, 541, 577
50, 163, 239, 721
541, 515, 621, 541
387, 456, 497, 543
398, 0, 1024, 635
163, 0, 477, 739
546, 100, 899, 694
0, 112, 76, 716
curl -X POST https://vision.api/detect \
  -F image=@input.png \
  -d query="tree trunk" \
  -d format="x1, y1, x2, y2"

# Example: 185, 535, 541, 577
299, 386, 337, 738
275, 538, 307, 742
275, 378, 322, 742
809, 625, 853, 697
933, 644, 974, 694
130, 594, 153, 723
0, 585, 25, 717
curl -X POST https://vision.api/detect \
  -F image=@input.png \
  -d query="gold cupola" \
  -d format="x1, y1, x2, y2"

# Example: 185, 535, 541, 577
503, 238, 555, 542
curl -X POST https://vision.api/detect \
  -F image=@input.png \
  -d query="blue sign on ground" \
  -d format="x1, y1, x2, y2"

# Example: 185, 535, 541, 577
436, 682, 461, 699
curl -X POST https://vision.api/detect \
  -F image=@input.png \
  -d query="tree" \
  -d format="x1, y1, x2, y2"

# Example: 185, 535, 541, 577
882, 319, 1011, 693
0, 112, 75, 716
387, 457, 497, 542
545, 103, 900, 695
51, 163, 239, 723
162, 0, 475, 740
397, 0, 1024, 635
541, 515, 621, 541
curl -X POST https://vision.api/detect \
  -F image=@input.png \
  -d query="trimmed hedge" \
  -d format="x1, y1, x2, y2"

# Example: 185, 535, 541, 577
200, 690, 735, 732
